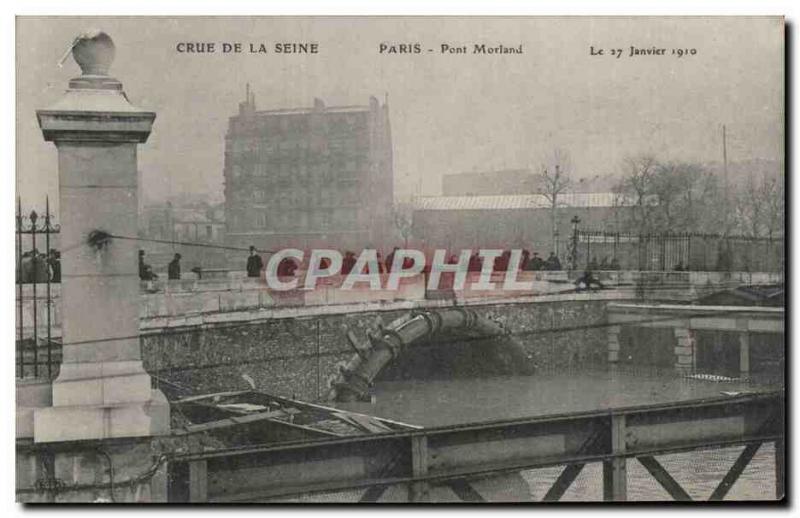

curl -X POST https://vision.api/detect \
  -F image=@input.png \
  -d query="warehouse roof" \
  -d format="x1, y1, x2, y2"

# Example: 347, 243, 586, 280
412, 193, 629, 211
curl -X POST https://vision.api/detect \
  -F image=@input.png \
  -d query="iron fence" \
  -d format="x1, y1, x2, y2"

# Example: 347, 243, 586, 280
16, 197, 61, 379
570, 229, 784, 273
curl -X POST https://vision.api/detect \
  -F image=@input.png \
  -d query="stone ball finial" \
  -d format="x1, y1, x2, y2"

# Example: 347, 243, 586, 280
72, 30, 115, 76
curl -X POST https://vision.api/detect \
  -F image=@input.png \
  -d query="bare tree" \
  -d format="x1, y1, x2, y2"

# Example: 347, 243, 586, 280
537, 148, 572, 252
614, 155, 658, 234
734, 170, 785, 239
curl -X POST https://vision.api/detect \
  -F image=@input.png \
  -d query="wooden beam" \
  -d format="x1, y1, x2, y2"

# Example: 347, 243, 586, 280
359, 484, 388, 502
188, 460, 208, 503
408, 435, 429, 502
542, 463, 585, 502
637, 456, 692, 501
447, 479, 486, 502
709, 443, 761, 501
775, 439, 785, 500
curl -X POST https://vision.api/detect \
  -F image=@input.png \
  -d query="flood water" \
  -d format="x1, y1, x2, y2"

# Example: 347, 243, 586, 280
332, 368, 783, 502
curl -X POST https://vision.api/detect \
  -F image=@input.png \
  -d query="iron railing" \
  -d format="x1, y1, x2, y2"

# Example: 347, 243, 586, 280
570, 229, 784, 273
16, 196, 61, 379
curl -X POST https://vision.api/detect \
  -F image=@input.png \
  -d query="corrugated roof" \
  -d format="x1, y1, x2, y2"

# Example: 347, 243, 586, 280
412, 193, 628, 211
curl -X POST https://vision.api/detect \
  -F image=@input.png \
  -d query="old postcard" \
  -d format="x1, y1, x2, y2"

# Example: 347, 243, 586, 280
14, 16, 784, 503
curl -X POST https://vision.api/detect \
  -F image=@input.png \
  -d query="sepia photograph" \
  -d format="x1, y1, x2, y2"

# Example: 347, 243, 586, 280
12, 15, 785, 504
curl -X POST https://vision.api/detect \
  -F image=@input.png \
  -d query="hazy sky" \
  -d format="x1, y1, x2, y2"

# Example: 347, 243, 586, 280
16, 16, 783, 208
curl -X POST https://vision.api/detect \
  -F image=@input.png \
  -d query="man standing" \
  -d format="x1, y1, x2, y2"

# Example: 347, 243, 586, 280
527, 252, 545, 271
246, 245, 263, 278
168, 253, 182, 280
47, 249, 61, 282
545, 252, 562, 271
138, 250, 157, 281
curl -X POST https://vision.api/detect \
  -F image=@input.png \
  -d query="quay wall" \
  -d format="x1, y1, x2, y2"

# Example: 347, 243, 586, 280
140, 296, 612, 402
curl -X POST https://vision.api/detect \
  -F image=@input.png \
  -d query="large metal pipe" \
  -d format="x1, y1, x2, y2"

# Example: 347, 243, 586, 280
330, 308, 533, 402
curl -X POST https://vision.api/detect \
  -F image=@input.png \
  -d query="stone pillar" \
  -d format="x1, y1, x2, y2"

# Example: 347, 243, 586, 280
33, 31, 169, 443
673, 327, 694, 374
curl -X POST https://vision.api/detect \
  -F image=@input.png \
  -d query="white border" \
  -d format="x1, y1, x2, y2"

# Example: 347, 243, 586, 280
3, 2, 796, 517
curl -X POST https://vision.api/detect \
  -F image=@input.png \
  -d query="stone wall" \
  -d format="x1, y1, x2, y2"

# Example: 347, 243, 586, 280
141, 298, 609, 402
16, 438, 167, 503
18, 270, 782, 340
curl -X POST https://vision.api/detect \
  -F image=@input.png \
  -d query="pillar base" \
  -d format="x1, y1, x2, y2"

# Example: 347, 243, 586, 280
51, 361, 155, 407
33, 389, 169, 443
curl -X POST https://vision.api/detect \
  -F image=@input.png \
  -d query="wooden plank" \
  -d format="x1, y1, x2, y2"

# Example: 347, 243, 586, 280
174, 390, 250, 404
708, 443, 761, 501
775, 439, 785, 500
188, 460, 208, 503
637, 456, 692, 501
542, 463, 585, 502
409, 435, 429, 502
359, 484, 388, 502
447, 479, 487, 502
173, 409, 287, 435
738, 330, 750, 378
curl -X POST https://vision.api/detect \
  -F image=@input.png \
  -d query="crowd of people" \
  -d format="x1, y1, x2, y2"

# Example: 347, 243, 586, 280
138, 250, 184, 281
586, 256, 622, 271
16, 248, 60, 284
242, 246, 569, 278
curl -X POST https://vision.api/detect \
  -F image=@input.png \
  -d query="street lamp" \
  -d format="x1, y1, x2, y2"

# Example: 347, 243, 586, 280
570, 216, 581, 271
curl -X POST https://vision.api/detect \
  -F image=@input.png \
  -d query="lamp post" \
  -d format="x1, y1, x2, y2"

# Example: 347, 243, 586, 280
570, 215, 581, 271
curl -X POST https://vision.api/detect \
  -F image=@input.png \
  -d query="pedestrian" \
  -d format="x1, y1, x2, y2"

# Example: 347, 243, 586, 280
468, 252, 482, 272
277, 257, 298, 277
168, 253, 182, 280
19, 251, 34, 284
385, 246, 399, 273
575, 270, 605, 292
342, 251, 357, 275
246, 245, 263, 278
520, 249, 530, 271
528, 252, 545, 271
375, 252, 388, 274
47, 249, 61, 282
139, 250, 157, 281
545, 252, 561, 271
139, 250, 151, 281
494, 251, 510, 272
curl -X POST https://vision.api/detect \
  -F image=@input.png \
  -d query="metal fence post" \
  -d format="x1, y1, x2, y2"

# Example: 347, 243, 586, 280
16, 197, 60, 379
16, 198, 23, 378
30, 210, 39, 378
603, 414, 627, 501
45, 197, 53, 378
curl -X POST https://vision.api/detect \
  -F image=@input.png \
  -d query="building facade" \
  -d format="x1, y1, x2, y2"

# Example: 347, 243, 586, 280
411, 193, 628, 258
442, 169, 539, 196
223, 90, 394, 263
140, 201, 227, 271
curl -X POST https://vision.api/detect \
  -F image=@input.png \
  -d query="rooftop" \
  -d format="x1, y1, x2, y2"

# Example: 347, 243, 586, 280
412, 193, 630, 211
